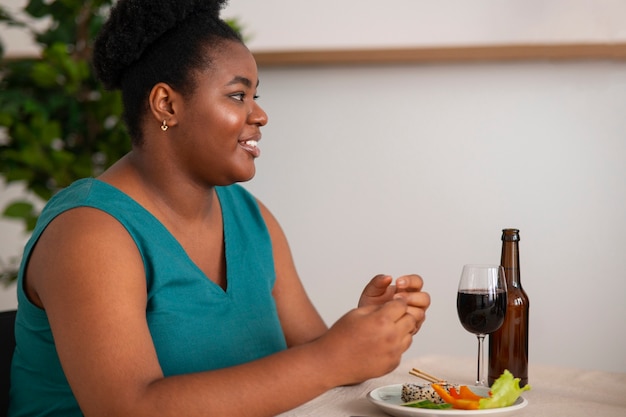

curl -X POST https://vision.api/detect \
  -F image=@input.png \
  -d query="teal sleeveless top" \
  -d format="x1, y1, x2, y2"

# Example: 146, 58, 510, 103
9, 179, 287, 416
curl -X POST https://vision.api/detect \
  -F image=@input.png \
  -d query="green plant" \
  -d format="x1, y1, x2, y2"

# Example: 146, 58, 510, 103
0, 0, 126, 284
0, 0, 127, 220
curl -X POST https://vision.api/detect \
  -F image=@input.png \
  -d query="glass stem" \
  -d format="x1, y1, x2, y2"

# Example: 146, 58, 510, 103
476, 334, 486, 386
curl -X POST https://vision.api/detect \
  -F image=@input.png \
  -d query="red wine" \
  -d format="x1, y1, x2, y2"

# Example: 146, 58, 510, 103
457, 289, 507, 335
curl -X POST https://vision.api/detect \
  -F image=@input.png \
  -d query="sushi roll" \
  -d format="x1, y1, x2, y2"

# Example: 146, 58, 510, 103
401, 382, 460, 404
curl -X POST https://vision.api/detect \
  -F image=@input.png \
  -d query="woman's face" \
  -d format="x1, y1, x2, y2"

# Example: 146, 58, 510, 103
173, 40, 268, 186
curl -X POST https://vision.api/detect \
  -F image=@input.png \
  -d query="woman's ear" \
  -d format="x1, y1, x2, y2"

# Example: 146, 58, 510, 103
148, 83, 179, 129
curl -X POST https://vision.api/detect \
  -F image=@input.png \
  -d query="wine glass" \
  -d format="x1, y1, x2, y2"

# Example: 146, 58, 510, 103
456, 264, 507, 386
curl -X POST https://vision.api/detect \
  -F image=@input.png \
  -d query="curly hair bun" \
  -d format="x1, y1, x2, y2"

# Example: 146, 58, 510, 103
93, 0, 229, 89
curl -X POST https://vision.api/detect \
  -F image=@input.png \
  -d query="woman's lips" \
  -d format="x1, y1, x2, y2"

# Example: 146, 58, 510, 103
238, 139, 260, 158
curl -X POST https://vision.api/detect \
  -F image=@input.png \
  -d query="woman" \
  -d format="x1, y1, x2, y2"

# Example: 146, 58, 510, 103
9, 1, 431, 416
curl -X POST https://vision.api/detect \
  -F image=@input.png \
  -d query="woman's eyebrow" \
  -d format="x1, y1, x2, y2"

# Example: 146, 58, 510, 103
226, 76, 260, 88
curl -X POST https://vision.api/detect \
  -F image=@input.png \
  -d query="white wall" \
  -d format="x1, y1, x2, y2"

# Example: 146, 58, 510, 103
242, 60, 626, 375
1, 0, 625, 374
222, 0, 626, 50
7, 0, 625, 56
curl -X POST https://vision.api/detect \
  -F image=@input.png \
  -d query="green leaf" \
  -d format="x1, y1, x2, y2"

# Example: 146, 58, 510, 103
31, 61, 61, 87
3, 201, 35, 219
2, 168, 35, 183
24, 0, 50, 19
479, 370, 531, 409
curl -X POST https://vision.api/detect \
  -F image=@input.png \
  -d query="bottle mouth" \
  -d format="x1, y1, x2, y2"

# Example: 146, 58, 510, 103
501, 228, 520, 241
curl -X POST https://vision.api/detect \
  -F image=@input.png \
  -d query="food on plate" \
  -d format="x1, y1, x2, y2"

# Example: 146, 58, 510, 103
401, 382, 459, 404
476, 370, 531, 409
402, 399, 453, 410
402, 370, 530, 410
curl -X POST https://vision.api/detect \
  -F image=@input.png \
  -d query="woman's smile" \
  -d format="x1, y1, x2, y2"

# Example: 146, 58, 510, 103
238, 136, 261, 158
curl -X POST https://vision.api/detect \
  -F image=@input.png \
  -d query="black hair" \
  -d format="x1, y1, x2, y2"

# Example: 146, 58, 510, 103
92, 0, 243, 144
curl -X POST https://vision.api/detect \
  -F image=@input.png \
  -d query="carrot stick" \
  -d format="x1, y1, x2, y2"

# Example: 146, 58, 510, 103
459, 385, 485, 401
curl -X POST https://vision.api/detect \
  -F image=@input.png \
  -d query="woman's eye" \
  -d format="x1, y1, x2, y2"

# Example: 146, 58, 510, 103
230, 92, 260, 102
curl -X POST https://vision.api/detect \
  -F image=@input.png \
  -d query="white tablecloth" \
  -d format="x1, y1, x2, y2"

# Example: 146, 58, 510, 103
277, 354, 626, 417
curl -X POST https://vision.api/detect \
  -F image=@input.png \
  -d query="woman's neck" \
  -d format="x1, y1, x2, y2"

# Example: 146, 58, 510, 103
99, 151, 220, 225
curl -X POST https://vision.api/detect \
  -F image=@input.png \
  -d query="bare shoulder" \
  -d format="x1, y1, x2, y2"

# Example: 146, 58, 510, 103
255, 198, 279, 228
254, 197, 290, 243
26, 206, 146, 309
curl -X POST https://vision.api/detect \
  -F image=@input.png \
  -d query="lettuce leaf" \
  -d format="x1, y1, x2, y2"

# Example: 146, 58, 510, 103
479, 370, 531, 409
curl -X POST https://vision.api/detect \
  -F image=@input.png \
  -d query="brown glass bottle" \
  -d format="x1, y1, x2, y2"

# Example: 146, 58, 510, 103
488, 229, 529, 387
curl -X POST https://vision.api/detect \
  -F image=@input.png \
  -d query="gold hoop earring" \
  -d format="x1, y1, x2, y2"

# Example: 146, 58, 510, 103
161, 120, 168, 131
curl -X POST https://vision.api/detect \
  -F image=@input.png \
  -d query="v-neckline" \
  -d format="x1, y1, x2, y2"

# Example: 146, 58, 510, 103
91, 178, 231, 295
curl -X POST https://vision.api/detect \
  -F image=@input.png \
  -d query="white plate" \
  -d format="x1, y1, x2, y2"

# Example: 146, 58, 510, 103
367, 384, 528, 417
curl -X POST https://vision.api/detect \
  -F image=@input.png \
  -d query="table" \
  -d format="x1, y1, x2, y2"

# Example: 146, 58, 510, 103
277, 354, 626, 417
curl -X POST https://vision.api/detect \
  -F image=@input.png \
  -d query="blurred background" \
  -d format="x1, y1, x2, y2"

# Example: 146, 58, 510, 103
2, 0, 625, 374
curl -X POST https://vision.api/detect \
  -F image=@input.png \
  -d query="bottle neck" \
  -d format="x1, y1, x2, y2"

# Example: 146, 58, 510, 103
501, 241, 522, 288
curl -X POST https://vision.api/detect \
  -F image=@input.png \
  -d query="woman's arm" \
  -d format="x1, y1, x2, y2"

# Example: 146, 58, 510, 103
27, 207, 416, 417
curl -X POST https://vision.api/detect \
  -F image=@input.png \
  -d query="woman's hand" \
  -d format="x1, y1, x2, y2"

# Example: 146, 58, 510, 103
358, 274, 431, 334
316, 298, 416, 385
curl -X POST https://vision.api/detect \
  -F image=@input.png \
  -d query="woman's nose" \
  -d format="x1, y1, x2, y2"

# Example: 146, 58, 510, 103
249, 102, 268, 126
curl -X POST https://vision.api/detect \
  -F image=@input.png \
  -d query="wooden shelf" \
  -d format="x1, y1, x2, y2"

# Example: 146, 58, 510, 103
253, 43, 626, 67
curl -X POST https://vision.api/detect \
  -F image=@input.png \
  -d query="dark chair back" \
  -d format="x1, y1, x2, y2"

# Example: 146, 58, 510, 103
0, 310, 17, 417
